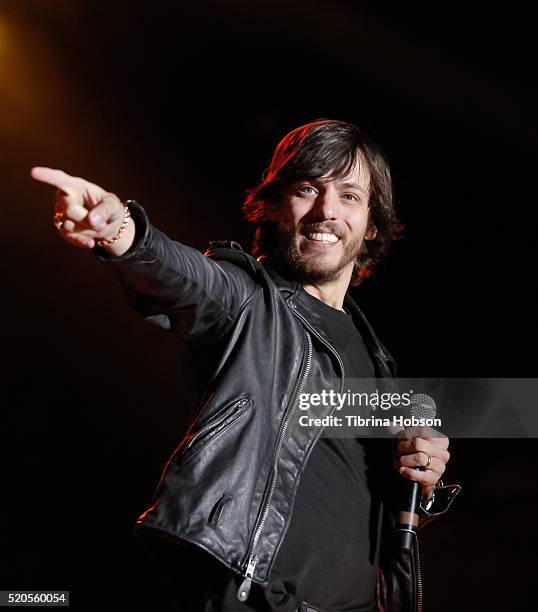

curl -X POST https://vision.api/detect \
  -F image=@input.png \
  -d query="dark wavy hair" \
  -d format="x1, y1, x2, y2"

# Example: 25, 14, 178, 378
242, 119, 404, 286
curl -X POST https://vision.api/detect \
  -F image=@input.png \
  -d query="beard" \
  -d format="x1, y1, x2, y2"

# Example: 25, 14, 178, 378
277, 223, 364, 284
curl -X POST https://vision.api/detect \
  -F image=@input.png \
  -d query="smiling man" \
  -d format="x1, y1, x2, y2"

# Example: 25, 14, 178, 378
31, 119, 459, 612
269, 164, 375, 306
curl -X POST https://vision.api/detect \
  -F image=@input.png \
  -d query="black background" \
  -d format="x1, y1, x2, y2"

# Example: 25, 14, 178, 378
2, 1, 536, 610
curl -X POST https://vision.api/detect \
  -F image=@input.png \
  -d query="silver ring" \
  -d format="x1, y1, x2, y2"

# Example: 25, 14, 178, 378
425, 453, 432, 468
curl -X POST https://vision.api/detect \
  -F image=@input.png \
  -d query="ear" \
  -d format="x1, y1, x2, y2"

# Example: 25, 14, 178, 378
364, 225, 377, 240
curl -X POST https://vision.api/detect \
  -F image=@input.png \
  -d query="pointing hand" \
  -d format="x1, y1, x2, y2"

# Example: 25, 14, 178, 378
31, 167, 133, 252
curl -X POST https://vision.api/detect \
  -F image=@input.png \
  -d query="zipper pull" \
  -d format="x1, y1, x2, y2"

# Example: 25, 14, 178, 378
236, 553, 259, 602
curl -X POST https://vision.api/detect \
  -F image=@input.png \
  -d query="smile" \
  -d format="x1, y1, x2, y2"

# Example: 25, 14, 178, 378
304, 232, 339, 244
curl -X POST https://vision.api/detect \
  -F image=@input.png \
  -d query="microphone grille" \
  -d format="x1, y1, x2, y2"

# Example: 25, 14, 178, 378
409, 393, 437, 419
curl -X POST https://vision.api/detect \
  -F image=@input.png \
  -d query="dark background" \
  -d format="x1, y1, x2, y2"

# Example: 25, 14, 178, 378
2, 1, 536, 610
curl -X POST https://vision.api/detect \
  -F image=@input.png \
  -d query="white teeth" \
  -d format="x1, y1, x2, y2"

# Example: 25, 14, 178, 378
306, 232, 338, 243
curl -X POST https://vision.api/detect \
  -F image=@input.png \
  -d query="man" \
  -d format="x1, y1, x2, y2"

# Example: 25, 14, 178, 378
31, 119, 460, 612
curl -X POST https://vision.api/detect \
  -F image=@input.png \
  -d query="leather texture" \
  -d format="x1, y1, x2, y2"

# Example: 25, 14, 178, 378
93, 201, 458, 611
297, 602, 327, 612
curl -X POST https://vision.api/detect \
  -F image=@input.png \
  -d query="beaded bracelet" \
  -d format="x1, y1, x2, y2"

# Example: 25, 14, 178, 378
95, 202, 131, 247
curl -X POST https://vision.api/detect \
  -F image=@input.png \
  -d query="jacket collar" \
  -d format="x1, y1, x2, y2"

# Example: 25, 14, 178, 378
204, 243, 396, 378
257, 252, 397, 378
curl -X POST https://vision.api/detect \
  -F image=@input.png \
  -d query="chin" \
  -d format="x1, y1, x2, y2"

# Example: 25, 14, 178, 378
279, 232, 356, 283
292, 258, 347, 284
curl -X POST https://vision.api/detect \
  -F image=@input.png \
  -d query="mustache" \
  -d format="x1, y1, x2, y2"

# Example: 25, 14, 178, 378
299, 222, 342, 237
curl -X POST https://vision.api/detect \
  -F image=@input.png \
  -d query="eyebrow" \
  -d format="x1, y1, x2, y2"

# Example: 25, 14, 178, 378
335, 181, 368, 195
297, 178, 369, 196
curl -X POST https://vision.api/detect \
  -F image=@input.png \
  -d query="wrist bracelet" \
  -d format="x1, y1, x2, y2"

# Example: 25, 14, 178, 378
95, 202, 131, 247
419, 479, 444, 515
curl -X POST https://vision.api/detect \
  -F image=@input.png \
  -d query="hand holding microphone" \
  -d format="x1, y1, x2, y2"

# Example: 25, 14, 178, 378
392, 394, 450, 551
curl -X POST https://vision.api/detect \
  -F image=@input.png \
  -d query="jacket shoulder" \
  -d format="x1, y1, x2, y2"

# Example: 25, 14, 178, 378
204, 240, 262, 280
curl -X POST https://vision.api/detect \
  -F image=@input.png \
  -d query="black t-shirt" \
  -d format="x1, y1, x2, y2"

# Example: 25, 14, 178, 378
258, 293, 381, 612
154, 294, 385, 612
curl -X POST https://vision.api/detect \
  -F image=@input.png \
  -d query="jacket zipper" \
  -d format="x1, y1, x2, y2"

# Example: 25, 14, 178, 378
179, 397, 250, 462
413, 531, 422, 612
236, 331, 313, 602
236, 303, 347, 603
290, 304, 346, 390
236, 299, 414, 610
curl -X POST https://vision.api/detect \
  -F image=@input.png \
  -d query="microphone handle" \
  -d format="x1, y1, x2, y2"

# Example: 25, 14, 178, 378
396, 468, 422, 552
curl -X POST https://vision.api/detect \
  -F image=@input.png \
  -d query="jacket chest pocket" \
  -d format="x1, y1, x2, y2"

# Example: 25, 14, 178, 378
174, 396, 251, 468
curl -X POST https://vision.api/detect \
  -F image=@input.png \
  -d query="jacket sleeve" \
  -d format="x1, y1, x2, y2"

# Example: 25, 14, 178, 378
91, 200, 257, 342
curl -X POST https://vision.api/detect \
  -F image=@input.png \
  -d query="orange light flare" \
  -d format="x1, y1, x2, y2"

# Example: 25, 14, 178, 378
0, 8, 92, 156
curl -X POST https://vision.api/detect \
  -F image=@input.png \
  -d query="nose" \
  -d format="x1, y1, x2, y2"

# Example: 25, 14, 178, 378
312, 187, 337, 220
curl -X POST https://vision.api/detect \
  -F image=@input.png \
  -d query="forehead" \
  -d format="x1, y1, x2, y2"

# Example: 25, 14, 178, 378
319, 153, 370, 190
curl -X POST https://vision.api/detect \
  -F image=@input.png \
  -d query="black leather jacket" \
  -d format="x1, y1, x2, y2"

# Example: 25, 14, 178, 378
94, 201, 460, 612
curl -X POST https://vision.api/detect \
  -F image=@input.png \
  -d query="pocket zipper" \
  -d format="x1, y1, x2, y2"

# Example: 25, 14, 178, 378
177, 397, 250, 464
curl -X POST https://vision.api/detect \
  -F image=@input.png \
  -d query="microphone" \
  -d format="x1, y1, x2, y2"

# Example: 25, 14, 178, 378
395, 393, 437, 551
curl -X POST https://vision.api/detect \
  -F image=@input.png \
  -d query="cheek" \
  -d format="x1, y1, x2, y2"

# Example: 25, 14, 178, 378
278, 204, 304, 229
348, 213, 370, 237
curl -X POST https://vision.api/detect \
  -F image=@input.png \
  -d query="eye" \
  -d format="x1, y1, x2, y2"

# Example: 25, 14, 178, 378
342, 193, 359, 202
299, 185, 316, 194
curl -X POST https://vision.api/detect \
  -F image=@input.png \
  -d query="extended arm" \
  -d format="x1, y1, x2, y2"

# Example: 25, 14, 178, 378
31, 167, 257, 341
92, 200, 257, 339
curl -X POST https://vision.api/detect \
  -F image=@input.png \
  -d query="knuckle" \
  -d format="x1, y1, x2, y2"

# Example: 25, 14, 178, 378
73, 177, 86, 189
414, 437, 424, 452
65, 206, 86, 223
63, 233, 81, 247
410, 453, 418, 465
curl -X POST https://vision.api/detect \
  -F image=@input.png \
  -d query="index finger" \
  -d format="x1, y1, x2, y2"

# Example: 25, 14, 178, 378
30, 167, 76, 191
31, 167, 107, 207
